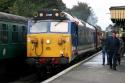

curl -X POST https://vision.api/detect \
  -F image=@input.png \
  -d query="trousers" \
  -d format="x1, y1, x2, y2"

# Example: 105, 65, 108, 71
102, 47, 109, 64
108, 50, 117, 68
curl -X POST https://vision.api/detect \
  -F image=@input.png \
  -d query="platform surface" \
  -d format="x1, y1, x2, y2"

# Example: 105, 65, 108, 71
50, 53, 125, 83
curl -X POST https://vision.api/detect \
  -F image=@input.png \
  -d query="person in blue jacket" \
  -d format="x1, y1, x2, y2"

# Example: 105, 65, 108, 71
100, 33, 109, 65
106, 31, 120, 70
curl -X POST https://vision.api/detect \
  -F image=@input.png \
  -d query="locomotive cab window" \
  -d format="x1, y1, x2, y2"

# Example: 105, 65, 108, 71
0, 24, 8, 43
50, 22, 68, 33
30, 21, 48, 33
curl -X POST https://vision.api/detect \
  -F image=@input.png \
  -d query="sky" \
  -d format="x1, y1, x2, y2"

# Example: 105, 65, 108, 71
62, 0, 125, 30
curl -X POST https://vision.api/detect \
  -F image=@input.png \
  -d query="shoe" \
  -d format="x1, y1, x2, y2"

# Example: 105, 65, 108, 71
102, 63, 105, 66
110, 66, 112, 69
113, 67, 117, 70
107, 63, 109, 65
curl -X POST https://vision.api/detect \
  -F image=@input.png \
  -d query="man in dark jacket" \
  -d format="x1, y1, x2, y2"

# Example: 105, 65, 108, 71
116, 33, 124, 65
106, 31, 120, 70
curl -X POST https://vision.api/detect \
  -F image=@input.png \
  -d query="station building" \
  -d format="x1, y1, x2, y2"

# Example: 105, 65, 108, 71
110, 6, 125, 35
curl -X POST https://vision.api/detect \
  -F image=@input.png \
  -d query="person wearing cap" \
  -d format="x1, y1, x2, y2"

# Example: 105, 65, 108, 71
106, 31, 120, 70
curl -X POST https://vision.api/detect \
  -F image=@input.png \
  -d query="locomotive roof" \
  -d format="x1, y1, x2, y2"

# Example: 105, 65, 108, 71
0, 12, 27, 22
62, 12, 75, 21
85, 22, 95, 29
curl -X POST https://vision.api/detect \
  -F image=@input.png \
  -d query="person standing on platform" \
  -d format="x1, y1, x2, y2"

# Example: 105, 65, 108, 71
116, 33, 124, 65
100, 33, 109, 65
106, 31, 120, 70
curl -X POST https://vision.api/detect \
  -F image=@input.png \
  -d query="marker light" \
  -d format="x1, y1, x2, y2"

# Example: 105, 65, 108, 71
40, 13, 43, 17
46, 39, 50, 44
55, 13, 59, 16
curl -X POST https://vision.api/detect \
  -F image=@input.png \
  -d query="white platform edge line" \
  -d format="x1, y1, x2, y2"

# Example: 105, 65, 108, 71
41, 51, 101, 83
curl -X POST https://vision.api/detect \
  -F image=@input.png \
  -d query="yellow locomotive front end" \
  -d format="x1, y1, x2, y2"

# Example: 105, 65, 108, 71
27, 20, 72, 64
27, 34, 72, 64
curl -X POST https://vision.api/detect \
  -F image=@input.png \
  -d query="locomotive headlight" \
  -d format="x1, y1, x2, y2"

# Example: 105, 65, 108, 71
46, 39, 50, 44
55, 13, 59, 16
40, 13, 43, 17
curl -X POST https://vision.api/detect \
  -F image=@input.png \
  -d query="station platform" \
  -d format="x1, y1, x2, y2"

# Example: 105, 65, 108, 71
47, 52, 125, 83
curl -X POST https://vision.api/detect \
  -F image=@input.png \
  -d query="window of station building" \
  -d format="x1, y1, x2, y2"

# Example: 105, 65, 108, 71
0, 24, 8, 43
12, 25, 18, 43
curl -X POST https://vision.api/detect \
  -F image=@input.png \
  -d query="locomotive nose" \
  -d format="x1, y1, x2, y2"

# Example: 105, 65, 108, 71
27, 34, 71, 59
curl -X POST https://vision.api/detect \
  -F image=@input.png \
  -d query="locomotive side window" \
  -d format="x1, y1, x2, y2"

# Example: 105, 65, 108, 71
50, 22, 68, 32
90, 31, 93, 43
30, 21, 48, 33
84, 29, 87, 44
12, 25, 18, 43
78, 27, 85, 45
0, 24, 8, 43
87, 29, 90, 44
86, 30, 88, 44
82, 28, 86, 45
88, 30, 90, 44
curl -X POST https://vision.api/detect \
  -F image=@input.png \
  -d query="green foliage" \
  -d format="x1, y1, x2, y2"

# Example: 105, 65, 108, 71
0, 0, 96, 24
9, 0, 35, 17
0, 0, 16, 13
70, 2, 92, 22
0, 0, 66, 17
87, 12, 98, 25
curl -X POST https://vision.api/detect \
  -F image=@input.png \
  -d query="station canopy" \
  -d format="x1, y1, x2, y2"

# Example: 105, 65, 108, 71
110, 6, 125, 34
110, 6, 125, 23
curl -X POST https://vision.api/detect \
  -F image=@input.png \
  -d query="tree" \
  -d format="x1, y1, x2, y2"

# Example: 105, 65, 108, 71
87, 11, 97, 25
9, 0, 66, 17
70, 2, 91, 21
9, 0, 35, 17
70, 2, 97, 24
0, 0, 16, 13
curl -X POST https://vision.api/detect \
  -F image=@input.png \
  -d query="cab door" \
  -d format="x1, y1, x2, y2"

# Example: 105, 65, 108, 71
71, 22, 78, 57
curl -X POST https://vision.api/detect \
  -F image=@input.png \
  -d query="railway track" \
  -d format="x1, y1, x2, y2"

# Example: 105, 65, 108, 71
41, 51, 100, 83
10, 51, 99, 83
11, 65, 68, 83
11, 74, 38, 83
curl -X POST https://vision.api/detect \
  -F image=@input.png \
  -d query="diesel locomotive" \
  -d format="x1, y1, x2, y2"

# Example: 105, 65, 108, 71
27, 9, 102, 65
